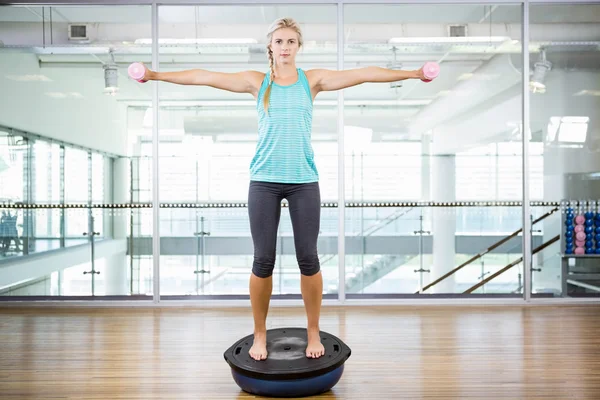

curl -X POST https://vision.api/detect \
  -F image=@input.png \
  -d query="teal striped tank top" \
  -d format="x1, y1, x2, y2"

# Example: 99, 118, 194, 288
249, 68, 319, 184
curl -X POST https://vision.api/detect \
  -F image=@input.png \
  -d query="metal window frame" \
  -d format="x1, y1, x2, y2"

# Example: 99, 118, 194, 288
3, 0, 600, 4
4, 0, 600, 4
1, 0, 599, 306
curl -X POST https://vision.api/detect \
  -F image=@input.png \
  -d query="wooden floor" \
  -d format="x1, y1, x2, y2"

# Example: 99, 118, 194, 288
1, 305, 600, 399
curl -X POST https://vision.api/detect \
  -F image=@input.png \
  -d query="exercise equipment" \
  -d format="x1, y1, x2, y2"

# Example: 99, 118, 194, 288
128, 62, 147, 83
421, 61, 440, 82
561, 200, 599, 257
224, 328, 351, 398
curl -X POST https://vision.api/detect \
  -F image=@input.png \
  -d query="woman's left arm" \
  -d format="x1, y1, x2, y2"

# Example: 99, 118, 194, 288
309, 66, 425, 93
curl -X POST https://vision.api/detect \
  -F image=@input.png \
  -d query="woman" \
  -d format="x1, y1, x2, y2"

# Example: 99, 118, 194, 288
138, 17, 428, 361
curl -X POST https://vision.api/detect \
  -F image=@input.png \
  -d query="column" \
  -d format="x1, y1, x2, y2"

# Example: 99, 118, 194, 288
104, 157, 129, 295
421, 133, 432, 201
430, 154, 456, 293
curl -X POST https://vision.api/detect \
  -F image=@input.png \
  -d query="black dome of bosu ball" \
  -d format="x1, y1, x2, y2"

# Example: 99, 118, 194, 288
224, 327, 351, 398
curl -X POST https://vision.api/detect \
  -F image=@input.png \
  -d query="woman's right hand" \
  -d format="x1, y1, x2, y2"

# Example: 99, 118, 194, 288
128, 62, 153, 83
139, 63, 153, 82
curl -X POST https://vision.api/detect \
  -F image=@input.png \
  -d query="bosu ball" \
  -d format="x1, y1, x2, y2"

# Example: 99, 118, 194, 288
224, 328, 351, 398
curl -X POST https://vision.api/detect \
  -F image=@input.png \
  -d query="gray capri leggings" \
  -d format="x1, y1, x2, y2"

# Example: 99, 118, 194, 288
248, 180, 321, 278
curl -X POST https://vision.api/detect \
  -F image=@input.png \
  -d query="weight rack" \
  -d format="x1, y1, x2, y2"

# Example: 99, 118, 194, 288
559, 200, 600, 296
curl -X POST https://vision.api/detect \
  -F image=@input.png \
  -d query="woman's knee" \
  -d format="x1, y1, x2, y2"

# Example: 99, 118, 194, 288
297, 253, 320, 276
252, 255, 276, 278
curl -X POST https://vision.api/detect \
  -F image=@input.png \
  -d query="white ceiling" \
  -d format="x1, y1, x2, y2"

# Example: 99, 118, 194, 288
1, 4, 599, 24
0, 3, 599, 156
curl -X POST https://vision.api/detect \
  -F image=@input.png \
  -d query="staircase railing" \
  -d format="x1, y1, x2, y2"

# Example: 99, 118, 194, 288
417, 207, 558, 294
320, 207, 415, 266
463, 234, 560, 293
345, 254, 413, 293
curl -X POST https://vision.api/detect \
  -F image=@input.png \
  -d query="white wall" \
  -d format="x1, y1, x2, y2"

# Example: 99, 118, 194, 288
0, 52, 130, 155
428, 69, 599, 155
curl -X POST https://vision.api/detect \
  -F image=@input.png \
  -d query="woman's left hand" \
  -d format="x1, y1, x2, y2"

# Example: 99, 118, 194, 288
414, 67, 427, 80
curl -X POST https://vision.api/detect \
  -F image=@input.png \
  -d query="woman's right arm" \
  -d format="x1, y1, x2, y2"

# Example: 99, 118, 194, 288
144, 66, 264, 96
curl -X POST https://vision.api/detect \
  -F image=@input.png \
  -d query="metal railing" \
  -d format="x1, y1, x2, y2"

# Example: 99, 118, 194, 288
319, 206, 415, 266
464, 235, 560, 293
417, 207, 559, 294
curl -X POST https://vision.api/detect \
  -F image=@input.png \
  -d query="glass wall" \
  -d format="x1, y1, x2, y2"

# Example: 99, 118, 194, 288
0, 5, 152, 297
342, 4, 525, 296
153, 5, 338, 297
0, 1, 598, 301
529, 4, 600, 298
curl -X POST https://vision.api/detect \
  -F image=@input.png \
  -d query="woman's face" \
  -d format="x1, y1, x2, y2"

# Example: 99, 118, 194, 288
270, 28, 300, 65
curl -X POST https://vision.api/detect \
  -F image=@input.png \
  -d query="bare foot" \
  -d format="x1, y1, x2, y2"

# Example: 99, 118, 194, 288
306, 327, 325, 358
249, 331, 268, 361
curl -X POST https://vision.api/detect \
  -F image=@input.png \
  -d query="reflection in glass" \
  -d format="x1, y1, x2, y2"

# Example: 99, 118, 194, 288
529, 4, 600, 297
343, 4, 524, 295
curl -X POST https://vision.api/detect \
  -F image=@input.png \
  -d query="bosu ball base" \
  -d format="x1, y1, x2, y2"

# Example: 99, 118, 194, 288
224, 327, 351, 398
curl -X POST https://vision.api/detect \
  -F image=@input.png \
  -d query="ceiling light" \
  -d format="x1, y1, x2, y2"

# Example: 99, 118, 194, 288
5, 74, 52, 82
103, 64, 119, 96
574, 90, 600, 97
44, 92, 84, 99
530, 49, 551, 94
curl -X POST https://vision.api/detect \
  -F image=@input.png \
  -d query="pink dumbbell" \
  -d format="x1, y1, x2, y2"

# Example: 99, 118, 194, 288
576, 231, 586, 241
128, 62, 147, 83
575, 247, 585, 255
576, 240, 586, 248
574, 225, 585, 233
575, 215, 585, 225
421, 61, 440, 83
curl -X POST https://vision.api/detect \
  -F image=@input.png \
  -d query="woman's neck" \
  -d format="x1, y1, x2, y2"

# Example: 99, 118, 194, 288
274, 64, 297, 78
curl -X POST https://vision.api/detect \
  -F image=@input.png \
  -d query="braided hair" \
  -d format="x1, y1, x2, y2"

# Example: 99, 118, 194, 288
263, 18, 304, 113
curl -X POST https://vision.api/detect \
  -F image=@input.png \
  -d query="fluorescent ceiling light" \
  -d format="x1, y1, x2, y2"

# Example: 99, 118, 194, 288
388, 36, 510, 44
44, 92, 84, 99
6, 74, 53, 82
574, 90, 600, 97
134, 38, 257, 45
33, 46, 110, 54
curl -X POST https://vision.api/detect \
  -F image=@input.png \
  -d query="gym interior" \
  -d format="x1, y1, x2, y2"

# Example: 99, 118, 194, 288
1, 1, 599, 399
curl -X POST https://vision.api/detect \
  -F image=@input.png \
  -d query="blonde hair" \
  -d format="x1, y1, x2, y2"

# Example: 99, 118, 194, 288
263, 17, 304, 113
